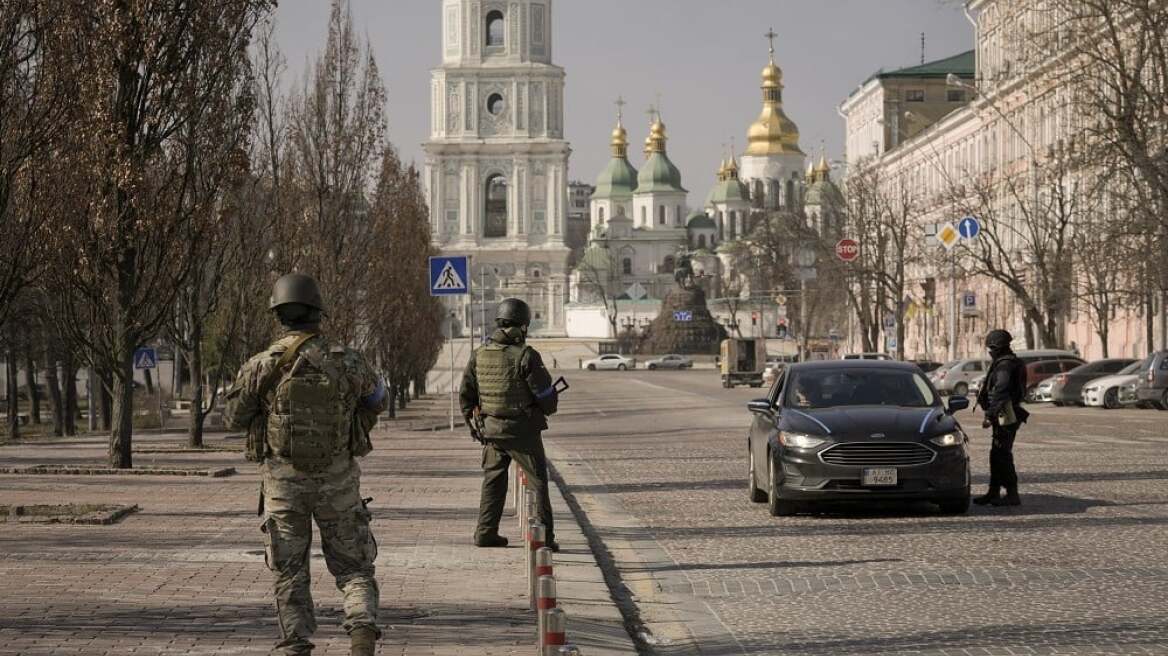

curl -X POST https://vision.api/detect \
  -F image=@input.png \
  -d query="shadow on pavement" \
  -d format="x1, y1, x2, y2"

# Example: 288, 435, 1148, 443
631, 558, 903, 574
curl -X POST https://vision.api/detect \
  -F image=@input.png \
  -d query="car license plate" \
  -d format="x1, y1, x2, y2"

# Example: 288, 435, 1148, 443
862, 468, 897, 487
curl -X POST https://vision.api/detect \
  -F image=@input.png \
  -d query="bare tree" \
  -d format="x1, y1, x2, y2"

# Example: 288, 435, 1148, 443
575, 246, 622, 338
43, 0, 272, 467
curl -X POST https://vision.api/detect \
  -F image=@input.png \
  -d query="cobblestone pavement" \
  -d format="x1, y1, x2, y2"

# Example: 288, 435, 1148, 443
0, 400, 633, 656
546, 370, 1168, 656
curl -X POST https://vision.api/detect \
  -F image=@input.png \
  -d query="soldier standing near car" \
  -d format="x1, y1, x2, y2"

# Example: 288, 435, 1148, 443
460, 298, 561, 551
226, 273, 389, 656
974, 329, 1029, 507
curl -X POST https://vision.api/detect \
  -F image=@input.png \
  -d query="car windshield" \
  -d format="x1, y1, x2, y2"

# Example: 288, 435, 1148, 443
1117, 360, 1145, 375
785, 368, 937, 409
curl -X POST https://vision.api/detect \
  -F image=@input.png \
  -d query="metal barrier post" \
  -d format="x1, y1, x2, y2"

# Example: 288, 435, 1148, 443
536, 574, 557, 650
528, 523, 545, 610
542, 608, 566, 656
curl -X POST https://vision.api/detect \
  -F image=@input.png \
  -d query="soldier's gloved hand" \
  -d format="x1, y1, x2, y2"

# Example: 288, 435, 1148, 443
982, 418, 992, 429
470, 428, 484, 444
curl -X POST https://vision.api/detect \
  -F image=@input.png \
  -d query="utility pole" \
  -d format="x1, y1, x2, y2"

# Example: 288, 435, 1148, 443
949, 253, 958, 361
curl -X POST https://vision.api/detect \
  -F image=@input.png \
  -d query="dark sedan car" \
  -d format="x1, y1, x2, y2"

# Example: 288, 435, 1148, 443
1049, 358, 1136, 406
746, 360, 971, 517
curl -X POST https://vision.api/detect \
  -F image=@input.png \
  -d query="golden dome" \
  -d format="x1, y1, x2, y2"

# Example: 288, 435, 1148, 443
745, 49, 803, 157
815, 153, 831, 175
646, 117, 667, 154
611, 123, 629, 158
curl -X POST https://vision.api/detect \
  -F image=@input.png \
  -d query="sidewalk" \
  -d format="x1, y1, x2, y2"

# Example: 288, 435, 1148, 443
0, 398, 635, 656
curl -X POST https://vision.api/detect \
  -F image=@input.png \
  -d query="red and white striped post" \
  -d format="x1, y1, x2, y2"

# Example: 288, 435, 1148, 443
536, 574, 557, 650
542, 608, 566, 656
528, 523, 545, 610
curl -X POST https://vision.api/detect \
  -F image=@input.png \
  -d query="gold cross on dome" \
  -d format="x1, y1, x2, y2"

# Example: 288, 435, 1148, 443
646, 104, 658, 123
615, 95, 626, 123
765, 27, 777, 59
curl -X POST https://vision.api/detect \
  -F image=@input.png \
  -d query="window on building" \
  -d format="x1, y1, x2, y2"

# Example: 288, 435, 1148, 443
947, 89, 965, 102
485, 10, 505, 47
598, 207, 605, 223
484, 174, 508, 238
622, 258, 632, 275
662, 256, 675, 273
698, 234, 707, 249
675, 205, 682, 225
658, 206, 666, 225
532, 269, 541, 278
640, 206, 647, 225
487, 93, 505, 116
906, 89, 925, 102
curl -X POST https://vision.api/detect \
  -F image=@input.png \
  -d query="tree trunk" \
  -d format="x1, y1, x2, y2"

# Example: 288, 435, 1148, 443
143, 367, 154, 395
45, 352, 64, 437
187, 340, 204, 448
98, 369, 112, 432
1147, 292, 1156, 355
386, 381, 396, 419
24, 351, 41, 425
108, 354, 134, 468
6, 345, 19, 442
63, 356, 78, 436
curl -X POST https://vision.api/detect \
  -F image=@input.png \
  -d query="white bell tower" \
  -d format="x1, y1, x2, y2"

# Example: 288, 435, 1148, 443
425, 0, 572, 335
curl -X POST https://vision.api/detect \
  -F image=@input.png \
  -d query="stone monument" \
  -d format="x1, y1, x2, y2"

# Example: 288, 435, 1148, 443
638, 255, 728, 355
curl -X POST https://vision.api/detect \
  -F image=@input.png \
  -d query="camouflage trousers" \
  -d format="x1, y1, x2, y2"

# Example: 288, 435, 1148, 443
260, 457, 379, 655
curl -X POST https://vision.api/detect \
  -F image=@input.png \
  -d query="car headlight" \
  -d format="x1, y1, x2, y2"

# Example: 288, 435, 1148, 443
778, 431, 826, 449
930, 432, 964, 448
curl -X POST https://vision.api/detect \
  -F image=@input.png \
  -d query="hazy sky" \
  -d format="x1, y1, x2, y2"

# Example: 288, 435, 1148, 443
273, 1, 973, 201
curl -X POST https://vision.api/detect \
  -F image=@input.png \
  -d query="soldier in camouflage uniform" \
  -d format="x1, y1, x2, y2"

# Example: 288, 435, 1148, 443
460, 298, 560, 551
226, 273, 388, 656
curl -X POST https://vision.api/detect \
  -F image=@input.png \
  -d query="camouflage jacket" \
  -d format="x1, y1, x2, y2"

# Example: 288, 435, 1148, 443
226, 330, 388, 462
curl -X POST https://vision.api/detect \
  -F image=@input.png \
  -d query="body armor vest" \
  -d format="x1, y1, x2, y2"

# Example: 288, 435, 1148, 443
264, 338, 354, 472
477, 343, 535, 418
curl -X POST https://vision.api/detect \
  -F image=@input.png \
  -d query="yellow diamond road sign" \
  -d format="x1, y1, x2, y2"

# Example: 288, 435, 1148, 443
937, 223, 960, 250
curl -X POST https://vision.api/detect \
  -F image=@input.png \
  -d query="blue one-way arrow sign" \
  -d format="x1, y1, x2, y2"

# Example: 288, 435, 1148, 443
430, 256, 470, 296
134, 348, 157, 370
958, 216, 981, 240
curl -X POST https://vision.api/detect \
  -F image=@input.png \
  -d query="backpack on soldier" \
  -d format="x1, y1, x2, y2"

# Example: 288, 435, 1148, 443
263, 336, 353, 472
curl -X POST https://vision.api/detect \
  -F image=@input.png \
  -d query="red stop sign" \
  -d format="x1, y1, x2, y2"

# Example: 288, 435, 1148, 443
835, 239, 860, 262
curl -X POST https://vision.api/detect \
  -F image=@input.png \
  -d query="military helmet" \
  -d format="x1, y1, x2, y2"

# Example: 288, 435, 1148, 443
269, 273, 326, 312
496, 298, 532, 327
984, 329, 1013, 349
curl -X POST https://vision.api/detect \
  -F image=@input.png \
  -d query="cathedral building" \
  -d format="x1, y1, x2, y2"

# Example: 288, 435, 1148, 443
424, 0, 571, 335
566, 37, 842, 339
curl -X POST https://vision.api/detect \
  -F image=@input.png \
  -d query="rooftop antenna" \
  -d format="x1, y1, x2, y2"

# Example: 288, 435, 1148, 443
921, 32, 926, 65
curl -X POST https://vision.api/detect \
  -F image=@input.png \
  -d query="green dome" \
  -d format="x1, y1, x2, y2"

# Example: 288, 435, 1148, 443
637, 152, 686, 193
707, 178, 747, 204
687, 211, 715, 229
805, 178, 842, 206
579, 244, 613, 270
592, 156, 639, 201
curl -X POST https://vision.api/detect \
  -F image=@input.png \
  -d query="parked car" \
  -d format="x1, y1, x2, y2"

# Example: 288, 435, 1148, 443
645, 354, 693, 370
583, 354, 635, 371
1134, 350, 1168, 410
745, 360, 971, 516
1082, 358, 1152, 409
1049, 358, 1136, 406
1031, 377, 1057, 403
843, 353, 893, 361
1015, 351, 1085, 400
930, 359, 991, 396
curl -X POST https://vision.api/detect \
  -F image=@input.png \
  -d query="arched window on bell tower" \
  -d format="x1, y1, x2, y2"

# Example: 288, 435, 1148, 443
485, 10, 505, 48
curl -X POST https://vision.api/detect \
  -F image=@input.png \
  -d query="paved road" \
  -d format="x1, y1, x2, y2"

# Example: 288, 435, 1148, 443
546, 369, 1168, 656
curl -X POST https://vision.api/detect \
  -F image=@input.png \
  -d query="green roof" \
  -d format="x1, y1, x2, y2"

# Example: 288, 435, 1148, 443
854, 50, 975, 94
707, 178, 747, 204
579, 244, 613, 270
592, 156, 638, 201
805, 178, 843, 206
637, 152, 686, 193
687, 211, 715, 229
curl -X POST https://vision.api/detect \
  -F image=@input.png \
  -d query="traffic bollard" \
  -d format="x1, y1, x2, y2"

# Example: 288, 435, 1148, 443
512, 464, 521, 514
535, 546, 554, 579
536, 574, 557, 649
557, 645, 582, 656
542, 608, 566, 656
528, 523, 545, 610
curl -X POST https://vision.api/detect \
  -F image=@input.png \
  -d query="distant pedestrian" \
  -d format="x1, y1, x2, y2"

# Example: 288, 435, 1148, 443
460, 298, 561, 551
1069, 340, 1081, 357
552, 356, 558, 369
974, 329, 1029, 507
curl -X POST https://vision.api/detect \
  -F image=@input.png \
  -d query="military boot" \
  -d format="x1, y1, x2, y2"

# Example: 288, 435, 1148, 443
972, 488, 1000, 506
350, 626, 377, 656
991, 492, 1021, 507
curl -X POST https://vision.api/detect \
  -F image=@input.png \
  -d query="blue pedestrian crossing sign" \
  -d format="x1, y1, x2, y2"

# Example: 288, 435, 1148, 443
958, 216, 981, 240
133, 348, 158, 370
429, 256, 470, 296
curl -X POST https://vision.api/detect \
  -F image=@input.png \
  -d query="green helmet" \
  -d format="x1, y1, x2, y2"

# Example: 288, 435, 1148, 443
269, 273, 326, 312
496, 298, 531, 327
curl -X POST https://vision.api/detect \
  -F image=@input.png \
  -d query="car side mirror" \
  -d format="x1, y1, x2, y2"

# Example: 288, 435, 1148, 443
747, 398, 774, 417
947, 395, 970, 414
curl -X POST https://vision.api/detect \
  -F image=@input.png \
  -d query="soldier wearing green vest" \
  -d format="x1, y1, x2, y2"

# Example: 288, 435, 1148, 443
460, 298, 560, 551
225, 273, 388, 656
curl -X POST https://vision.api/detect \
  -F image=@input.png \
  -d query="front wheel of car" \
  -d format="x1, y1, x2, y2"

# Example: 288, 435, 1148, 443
617, 363, 627, 371
1052, 400, 1064, 407
647, 364, 656, 371
587, 364, 596, 371
748, 446, 766, 503
1157, 390, 1168, 411
937, 494, 970, 515
767, 456, 799, 517
1103, 388, 1120, 409
953, 382, 968, 396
